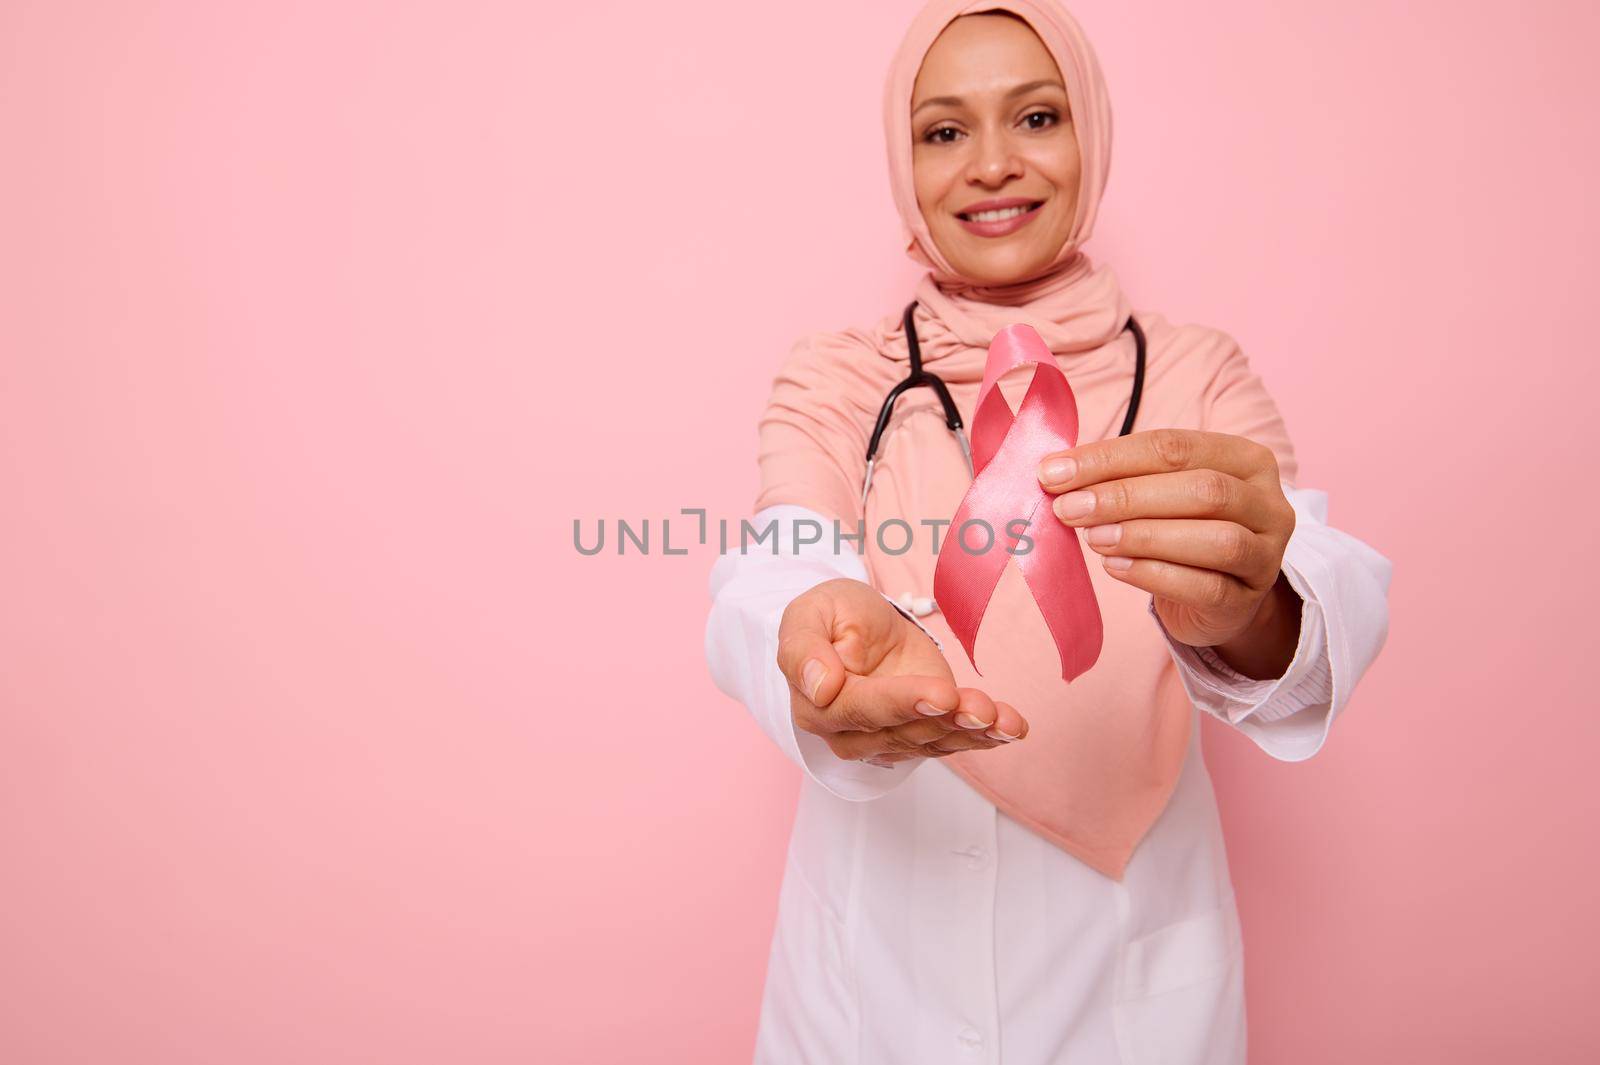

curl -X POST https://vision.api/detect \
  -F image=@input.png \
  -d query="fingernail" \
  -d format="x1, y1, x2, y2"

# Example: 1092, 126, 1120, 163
1084, 523, 1121, 547
802, 659, 826, 701
865, 756, 897, 769
915, 700, 945, 717
985, 727, 1021, 742
1104, 556, 1133, 572
1054, 491, 1095, 520
1039, 457, 1076, 485
955, 713, 989, 730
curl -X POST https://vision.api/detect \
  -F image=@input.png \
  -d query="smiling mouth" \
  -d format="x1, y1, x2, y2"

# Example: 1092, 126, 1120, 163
957, 201, 1043, 222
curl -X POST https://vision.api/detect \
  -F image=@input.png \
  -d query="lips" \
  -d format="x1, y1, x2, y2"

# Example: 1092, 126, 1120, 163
955, 198, 1045, 238
953, 196, 1043, 222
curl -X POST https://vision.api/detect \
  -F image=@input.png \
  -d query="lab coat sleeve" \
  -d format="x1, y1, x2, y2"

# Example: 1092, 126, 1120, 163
705, 503, 933, 800
1147, 482, 1393, 761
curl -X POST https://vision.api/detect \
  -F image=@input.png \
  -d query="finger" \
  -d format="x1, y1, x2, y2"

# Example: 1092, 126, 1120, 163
1038, 429, 1278, 493
843, 690, 1024, 762
984, 701, 1028, 743
948, 687, 999, 732
826, 673, 961, 732
1096, 554, 1260, 617
1050, 469, 1280, 533
923, 730, 1002, 756
1082, 518, 1280, 590
776, 596, 851, 708
827, 714, 961, 761
844, 693, 1021, 758
880, 711, 964, 748
870, 751, 929, 765
870, 728, 1001, 763
925, 696, 1026, 753
851, 688, 1010, 761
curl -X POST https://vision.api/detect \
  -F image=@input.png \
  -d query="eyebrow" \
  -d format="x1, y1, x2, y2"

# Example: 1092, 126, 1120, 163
911, 78, 1066, 118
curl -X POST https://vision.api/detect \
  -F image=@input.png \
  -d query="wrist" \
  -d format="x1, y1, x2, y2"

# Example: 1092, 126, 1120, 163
1212, 571, 1301, 679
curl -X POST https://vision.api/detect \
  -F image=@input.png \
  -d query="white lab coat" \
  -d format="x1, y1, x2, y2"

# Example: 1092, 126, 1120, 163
705, 487, 1391, 1064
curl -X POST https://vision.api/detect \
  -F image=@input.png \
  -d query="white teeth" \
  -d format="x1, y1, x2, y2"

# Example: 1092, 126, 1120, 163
966, 204, 1032, 222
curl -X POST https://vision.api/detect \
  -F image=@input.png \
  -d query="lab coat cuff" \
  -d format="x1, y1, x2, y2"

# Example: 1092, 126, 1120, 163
704, 505, 918, 802
1148, 551, 1334, 730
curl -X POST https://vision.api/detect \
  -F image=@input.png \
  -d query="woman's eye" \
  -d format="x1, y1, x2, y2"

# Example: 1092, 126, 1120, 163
1022, 110, 1059, 131
923, 125, 962, 145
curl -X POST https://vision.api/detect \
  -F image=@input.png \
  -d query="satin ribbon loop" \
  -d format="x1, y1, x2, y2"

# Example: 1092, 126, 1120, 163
931, 324, 1104, 682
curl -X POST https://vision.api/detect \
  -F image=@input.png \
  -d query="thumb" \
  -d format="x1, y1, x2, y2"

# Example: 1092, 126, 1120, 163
776, 587, 850, 708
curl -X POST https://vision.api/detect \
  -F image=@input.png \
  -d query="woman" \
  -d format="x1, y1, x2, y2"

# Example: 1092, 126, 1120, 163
705, 1, 1392, 1061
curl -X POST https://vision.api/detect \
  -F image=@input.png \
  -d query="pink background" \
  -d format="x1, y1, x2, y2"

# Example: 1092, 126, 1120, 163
3, 1, 1596, 1061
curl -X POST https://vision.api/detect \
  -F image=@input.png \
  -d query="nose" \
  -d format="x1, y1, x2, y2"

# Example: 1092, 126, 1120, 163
965, 127, 1024, 189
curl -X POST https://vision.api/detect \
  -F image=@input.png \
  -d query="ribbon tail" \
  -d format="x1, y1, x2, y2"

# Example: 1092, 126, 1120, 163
1015, 511, 1104, 682
932, 497, 1011, 677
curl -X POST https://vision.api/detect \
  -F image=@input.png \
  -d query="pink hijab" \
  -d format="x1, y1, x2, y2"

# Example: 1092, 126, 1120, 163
753, 0, 1300, 879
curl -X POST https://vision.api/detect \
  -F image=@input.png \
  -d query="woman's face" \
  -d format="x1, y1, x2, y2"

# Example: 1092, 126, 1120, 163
910, 14, 1081, 285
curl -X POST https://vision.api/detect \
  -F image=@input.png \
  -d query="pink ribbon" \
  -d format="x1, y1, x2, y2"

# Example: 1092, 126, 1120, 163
932, 324, 1104, 683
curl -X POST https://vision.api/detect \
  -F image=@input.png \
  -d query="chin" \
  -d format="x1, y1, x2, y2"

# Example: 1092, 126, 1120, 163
951, 245, 1057, 286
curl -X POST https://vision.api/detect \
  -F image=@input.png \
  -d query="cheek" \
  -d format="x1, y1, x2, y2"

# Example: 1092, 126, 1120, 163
1036, 139, 1083, 206
1060, 157, 1083, 205
912, 153, 960, 219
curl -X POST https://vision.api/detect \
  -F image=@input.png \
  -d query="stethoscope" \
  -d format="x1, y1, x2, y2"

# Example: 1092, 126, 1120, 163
861, 300, 1147, 510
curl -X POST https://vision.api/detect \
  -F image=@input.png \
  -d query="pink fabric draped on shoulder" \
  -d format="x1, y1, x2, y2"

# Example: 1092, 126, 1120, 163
752, 0, 1300, 879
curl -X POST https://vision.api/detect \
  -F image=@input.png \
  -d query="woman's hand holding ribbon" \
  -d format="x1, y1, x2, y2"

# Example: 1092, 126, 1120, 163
777, 578, 1028, 768
1038, 428, 1303, 680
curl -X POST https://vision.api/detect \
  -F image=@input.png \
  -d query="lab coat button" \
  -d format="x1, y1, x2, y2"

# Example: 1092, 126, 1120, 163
957, 1026, 984, 1050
